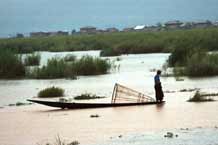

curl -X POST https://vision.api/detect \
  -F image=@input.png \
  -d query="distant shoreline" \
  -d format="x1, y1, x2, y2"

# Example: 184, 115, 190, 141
1, 27, 218, 56
5, 20, 218, 39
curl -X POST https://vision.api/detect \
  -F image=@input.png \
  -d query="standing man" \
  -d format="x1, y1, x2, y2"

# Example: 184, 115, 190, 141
154, 70, 164, 102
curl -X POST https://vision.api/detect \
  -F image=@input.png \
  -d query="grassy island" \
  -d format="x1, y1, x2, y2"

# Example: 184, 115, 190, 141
28, 55, 112, 79
38, 86, 64, 98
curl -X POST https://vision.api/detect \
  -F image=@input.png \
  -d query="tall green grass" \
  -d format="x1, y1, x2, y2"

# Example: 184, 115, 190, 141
0, 49, 25, 78
0, 49, 112, 79
185, 52, 218, 76
2, 28, 218, 77
169, 50, 218, 77
64, 54, 76, 62
73, 55, 112, 75
29, 56, 112, 79
30, 58, 68, 79
1, 28, 218, 55
164, 28, 218, 77
24, 53, 41, 66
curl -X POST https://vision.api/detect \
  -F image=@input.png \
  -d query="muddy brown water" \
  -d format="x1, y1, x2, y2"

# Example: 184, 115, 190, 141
0, 96, 218, 145
1, 51, 218, 144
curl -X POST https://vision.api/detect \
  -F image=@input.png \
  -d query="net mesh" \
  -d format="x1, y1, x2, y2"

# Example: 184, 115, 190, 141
111, 83, 155, 103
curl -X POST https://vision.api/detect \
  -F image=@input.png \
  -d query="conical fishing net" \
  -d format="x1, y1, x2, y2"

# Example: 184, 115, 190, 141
111, 83, 155, 103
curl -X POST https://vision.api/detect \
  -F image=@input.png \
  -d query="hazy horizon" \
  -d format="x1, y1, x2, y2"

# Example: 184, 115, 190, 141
1, 0, 218, 37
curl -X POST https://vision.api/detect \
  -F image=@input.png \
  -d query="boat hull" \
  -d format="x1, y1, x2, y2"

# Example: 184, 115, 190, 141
27, 99, 164, 109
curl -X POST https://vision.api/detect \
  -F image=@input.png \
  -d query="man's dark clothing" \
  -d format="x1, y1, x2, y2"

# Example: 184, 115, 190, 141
154, 74, 164, 102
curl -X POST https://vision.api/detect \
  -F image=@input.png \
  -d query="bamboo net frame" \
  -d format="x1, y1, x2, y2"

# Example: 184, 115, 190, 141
111, 83, 155, 103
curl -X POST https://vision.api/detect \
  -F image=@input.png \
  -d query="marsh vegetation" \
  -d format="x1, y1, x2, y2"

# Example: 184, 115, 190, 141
188, 91, 216, 102
2, 28, 218, 79
0, 49, 112, 79
1, 28, 218, 56
38, 86, 65, 98
38, 135, 79, 145
64, 54, 76, 62
0, 49, 25, 78
28, 55, 112, 79
24, 53, 41, 66
74, 93, 106, 100
168, 49, 218, 77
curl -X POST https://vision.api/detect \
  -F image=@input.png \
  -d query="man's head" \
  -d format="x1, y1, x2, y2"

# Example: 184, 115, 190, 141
157, 70, 161, 75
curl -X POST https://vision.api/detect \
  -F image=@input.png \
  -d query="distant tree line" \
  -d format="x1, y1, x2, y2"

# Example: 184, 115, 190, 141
1, 28, 218, 56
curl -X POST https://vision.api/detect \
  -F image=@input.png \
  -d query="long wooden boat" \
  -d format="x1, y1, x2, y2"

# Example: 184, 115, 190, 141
27, 99, 164, 109
28, 83, 164, 109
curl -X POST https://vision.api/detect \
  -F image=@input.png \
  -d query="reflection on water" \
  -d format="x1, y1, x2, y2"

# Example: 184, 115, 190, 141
155, 102, 165, 111
1, 51, 218, 106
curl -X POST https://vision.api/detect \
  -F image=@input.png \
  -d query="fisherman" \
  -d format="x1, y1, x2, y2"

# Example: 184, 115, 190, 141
154, 70, 164, 102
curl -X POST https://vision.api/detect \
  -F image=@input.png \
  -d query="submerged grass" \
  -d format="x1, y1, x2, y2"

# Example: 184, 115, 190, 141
188, 91, 215, 102
200, 93, 218, 97
38, 86, 64, 98
38, 135, 79, 145
74, 93, 106, 100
